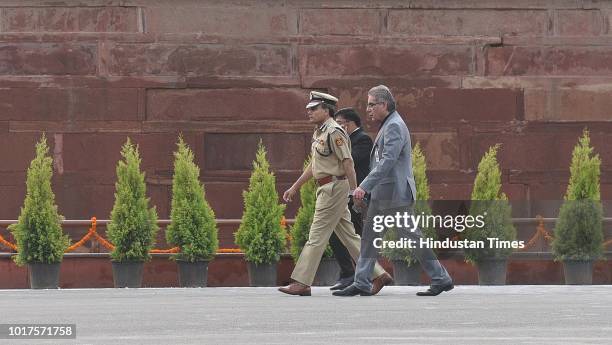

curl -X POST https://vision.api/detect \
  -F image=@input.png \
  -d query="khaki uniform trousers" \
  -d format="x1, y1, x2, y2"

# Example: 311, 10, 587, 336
291, 179, 386, 286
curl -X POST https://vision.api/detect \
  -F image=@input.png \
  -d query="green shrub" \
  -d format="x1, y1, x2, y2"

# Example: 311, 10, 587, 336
290, 157, 333, 261
552, 129, 603, 261
9, 134, 70, 265
166, 136, 218, 262
464, 144, 516, 264
381, 143, 436, 265
107, 138, 158, 262
235, 141, 286, 265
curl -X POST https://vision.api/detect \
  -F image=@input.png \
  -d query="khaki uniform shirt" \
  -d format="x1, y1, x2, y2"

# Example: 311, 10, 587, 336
311, 117, 353, 179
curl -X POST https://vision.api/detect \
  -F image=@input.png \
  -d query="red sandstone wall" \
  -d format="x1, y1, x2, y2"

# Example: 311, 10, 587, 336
0, 1, 611, 248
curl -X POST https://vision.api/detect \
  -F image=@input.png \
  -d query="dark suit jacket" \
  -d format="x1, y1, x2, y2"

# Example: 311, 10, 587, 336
350, 127, 373, 186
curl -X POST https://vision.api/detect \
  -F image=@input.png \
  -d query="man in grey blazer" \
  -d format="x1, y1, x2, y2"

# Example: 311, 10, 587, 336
333, 85, 454, 297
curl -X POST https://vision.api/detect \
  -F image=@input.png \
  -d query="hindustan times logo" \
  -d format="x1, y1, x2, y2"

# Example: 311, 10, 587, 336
372, 212, 487, 233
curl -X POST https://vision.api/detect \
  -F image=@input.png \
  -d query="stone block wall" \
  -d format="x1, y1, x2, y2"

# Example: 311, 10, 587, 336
0, 1, 611, 248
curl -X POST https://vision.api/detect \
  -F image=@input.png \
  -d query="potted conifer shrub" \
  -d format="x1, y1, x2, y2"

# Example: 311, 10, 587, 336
464, 145, 516, 285
290, 158, 338, 286
9, 134, 70, 289
166, 137, 219, 287
552, 129, 603, 284
381, 143, 433, 285
235, 141, 286, 286
107, 138, 159, 288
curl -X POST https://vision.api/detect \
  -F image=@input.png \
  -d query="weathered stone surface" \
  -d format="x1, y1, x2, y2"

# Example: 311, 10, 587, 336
495, 181, 612, 216
145, 6, 296, 36
524, 88, 549, 121
331, 87, 521, 124
203, 182, 248, 219
601, 184, 612, 205
299, 45, 472, 77
203, 133, 309, 171
603, 9, 612, 34
412, 132, 460, 170
397, 88, 522, 122
147, 88, 308, 121
429, 184, 528, 203
408, 0, 584, 9
501, 35, 612, 47
486, 46, 612, 76
0, 75, 185, 89
503, 184, 530, 201
0, 43, 96, 75
0, 88, 69, 121
147, 184, 171, 219
555, 88, 612, 121
388, 9, 549, 36
556, 10, 602, 36
0, 88, 139, 121
300, 9, 381, 35
429, 183, 473, 200
462, 76, 548, 89
463, 76, 612, 89
474, 133, 572, 171
526, 184, 567, 217
9, 121, 143, 133
204, 180, 299, 220
0, 186, 25, 219
60, 134, 122, 175
142, 120, 312, 135
55, 184, 116, 220
471, 131, 612, 171
317, 77, 461, 92
71, 88, 140, 121
55, 175, 172, 220
0, 133, 41, 171
1, 7, 139, 32
525, 87, 612, 121
108, 43, 291, 76
60, 133, 184, 177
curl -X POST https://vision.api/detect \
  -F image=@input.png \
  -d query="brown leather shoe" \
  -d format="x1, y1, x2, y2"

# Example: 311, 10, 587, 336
278, 282, 311, 296
371, 272, 394, 295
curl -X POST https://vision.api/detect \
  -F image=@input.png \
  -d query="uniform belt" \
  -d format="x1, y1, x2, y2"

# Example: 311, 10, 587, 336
316, 175, 346, 186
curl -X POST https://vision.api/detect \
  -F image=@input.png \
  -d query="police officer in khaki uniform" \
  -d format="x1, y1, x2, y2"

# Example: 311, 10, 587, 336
278, 91, 388, 296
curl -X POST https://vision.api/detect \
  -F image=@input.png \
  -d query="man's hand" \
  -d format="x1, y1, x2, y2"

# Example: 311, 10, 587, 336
283, 187, 297, 203
353, 186, 366, 200
352, 198, 366, 213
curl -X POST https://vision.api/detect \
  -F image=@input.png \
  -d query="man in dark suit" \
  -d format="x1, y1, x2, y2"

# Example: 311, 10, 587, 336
328, 108, 373, 291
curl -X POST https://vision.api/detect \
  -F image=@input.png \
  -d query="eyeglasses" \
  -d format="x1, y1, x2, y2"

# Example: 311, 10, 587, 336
366, 102, 383, 109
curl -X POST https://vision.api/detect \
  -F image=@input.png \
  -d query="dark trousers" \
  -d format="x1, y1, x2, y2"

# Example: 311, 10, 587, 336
329, 198, 362, 281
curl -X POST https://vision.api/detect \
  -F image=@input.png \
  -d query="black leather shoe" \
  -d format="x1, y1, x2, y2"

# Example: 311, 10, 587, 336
330, 281, 352, 291
416, 282, 454, 296
332, 285, 372, 297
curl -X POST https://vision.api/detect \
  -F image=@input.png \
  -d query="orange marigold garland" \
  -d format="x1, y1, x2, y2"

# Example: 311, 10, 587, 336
0, 233, 17, 251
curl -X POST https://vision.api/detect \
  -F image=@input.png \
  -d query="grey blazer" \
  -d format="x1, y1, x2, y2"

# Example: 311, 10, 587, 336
360, 111, 417, 204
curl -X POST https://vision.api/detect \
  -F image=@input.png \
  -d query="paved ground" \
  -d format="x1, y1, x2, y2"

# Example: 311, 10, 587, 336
0, 286, 610, 345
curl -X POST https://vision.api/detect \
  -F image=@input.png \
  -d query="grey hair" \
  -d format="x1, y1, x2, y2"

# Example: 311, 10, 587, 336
368, 85, 396, 112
